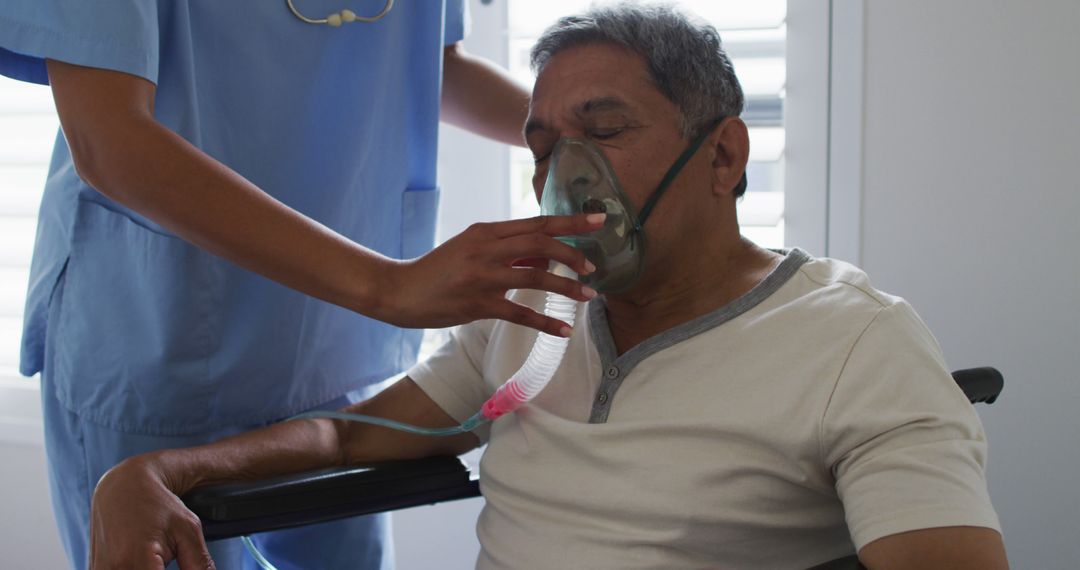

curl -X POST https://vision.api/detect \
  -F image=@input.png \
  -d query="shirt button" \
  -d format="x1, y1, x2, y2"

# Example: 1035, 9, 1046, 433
597, 393, 608, 404
606, 365, 619, 378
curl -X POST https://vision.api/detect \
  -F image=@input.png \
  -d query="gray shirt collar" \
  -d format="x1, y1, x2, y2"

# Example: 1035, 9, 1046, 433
586, 248, 811, 423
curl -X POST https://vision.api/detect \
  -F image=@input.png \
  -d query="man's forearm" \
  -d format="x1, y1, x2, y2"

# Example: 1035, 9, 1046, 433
133, 377, 477, 496
442, 43, 530, 146
88, 415, 351, 568
88, 381, 478, 567
145, 416, 346, 497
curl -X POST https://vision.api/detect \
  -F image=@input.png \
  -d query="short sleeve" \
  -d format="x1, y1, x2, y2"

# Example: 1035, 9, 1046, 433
822, 301, 1001, 551
407, 318, 496, 442
443, 0, 468, 45
0, 0, 159, 85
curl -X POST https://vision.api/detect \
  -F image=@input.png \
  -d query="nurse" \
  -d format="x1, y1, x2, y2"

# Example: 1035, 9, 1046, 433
0, 1, 599, 569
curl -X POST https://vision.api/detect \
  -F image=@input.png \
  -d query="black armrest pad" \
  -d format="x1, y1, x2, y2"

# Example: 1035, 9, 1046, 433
183, 456, 481, 541
952, 367, 1004, 404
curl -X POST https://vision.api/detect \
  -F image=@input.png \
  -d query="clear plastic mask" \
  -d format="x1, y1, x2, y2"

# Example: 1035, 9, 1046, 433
538, 120, 728, 294
539, 138, 644, 293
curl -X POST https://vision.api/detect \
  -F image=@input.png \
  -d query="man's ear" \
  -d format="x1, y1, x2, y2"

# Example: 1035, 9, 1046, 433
709, 117, 750, 198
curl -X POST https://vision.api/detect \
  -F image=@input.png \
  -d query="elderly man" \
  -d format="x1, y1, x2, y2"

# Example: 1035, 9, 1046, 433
89, 4, 1007, 569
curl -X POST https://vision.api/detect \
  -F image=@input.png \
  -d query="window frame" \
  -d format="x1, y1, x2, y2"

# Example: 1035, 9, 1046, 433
784, 0, 865, 262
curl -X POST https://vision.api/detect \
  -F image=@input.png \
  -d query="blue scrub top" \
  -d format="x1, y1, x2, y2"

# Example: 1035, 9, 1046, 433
0, 1, 465, 435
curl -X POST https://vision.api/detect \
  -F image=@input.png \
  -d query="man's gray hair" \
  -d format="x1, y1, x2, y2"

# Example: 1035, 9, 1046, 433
530, 2, 745, 140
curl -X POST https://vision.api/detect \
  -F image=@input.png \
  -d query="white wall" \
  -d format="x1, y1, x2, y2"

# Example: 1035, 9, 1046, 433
393, 477, 483, 569
0, 442, 70, 569
857, 1, 1080, 567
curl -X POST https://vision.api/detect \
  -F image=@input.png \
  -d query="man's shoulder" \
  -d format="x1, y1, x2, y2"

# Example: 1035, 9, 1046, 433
787, 252, 904, 312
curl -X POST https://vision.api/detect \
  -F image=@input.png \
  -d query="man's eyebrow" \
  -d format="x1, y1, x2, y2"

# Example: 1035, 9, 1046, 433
524, 97, 635, 139
578, 96, 632, 116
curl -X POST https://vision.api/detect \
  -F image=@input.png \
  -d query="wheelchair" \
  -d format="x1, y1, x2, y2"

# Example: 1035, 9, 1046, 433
184, 367, 1004, 570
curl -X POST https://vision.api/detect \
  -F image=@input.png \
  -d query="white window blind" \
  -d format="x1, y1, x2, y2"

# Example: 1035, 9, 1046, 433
505, 0, 787, 248
0, 75, 57, 386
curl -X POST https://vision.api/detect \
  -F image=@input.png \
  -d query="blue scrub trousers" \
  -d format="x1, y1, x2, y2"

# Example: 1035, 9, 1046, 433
40, 285, 393, 570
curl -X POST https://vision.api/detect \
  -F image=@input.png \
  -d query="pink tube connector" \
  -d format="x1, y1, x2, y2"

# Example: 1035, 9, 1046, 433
481, 381, 529, 420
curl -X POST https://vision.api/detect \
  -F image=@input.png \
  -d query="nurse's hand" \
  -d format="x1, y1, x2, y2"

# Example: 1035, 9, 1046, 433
90, 455, 214, 570
383, 213, 604, 336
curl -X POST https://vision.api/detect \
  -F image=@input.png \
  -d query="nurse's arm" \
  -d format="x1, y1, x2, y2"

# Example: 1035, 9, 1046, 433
89, 377, 473, 570
858, 526, 1008, 569
45, 59, 601, 338
442, 42, 531, 146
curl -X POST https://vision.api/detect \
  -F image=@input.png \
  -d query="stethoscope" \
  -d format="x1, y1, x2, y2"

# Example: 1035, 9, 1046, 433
286, 0, 394, 27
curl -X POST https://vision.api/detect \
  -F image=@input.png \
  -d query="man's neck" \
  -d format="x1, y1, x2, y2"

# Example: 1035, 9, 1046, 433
602, 237, 782, 356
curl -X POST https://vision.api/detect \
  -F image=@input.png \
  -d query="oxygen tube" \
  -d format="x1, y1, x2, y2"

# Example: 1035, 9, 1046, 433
480, 262, 577, 420
242, 267, 579, 570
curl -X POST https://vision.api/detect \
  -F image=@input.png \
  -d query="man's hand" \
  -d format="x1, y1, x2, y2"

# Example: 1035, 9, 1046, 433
380, 214, 603, 337
90, 455, 214, 570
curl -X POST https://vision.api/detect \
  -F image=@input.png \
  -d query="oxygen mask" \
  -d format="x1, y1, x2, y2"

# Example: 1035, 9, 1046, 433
539, 138, 644, 293
539, 118, 732, 294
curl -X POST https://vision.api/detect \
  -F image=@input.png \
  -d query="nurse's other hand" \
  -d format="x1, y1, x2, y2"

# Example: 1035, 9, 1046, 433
385, 213, 604, 336
90, 455, 214, 570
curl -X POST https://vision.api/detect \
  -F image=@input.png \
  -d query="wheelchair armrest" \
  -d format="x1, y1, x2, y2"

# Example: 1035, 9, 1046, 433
951, 367, 1004, 404
182, 455, 480, 541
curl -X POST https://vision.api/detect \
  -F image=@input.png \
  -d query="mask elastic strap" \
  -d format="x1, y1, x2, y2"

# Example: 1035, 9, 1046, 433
634, 118, 726, 230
